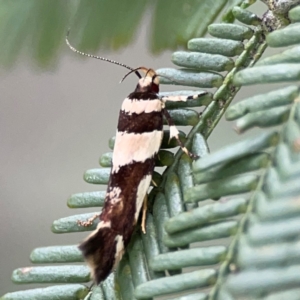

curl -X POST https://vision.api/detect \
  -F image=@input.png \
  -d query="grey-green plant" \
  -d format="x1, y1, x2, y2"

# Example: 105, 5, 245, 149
2, 1, 300, 299
0, 0, 231, 68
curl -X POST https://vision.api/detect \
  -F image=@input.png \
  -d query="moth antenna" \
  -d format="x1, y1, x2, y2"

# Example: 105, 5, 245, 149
120, 67, 147, 83
144, 68, 152, 78
66, 28, 141, 79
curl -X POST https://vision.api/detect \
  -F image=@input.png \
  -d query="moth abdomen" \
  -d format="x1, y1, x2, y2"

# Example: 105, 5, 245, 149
79, 159, 158, 283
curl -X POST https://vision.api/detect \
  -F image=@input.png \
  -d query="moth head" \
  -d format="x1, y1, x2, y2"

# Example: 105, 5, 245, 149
120, 67, 160, 94
137, 67, 159, 93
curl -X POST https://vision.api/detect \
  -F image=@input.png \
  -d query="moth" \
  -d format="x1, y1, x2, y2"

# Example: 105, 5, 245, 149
66, 32, 205, 284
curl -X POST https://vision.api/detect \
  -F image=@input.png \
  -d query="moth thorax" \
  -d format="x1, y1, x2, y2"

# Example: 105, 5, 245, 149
136, 76, 159, 93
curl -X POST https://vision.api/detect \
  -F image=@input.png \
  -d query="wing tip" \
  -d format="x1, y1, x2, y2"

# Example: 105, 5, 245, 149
79, 227, 125, 284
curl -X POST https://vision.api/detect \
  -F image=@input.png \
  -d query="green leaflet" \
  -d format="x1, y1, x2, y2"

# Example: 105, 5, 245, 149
12, 266, 90, 284
1, 285, 89, 300
30, 245, 83, 263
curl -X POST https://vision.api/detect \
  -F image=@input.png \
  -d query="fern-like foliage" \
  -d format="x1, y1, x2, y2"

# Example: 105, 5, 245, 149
0, 0, 236, 68
2, 1, 300, 300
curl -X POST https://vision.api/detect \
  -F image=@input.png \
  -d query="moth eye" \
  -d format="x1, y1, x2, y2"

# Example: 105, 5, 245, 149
152, 83, 159, 93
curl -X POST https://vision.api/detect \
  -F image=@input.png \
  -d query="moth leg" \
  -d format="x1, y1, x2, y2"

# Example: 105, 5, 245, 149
141, 195, 147, 234
85, 291, 93, 300
163, 108, 199, 160
151, 179, 158, 187
161, 91, 208, 102
77, 213, 100, 227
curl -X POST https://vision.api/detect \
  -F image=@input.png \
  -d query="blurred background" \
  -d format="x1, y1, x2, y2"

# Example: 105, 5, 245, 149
0, 0, 284, 295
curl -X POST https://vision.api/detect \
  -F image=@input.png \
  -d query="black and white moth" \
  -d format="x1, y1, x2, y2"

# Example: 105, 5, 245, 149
66, 33, 204, 284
